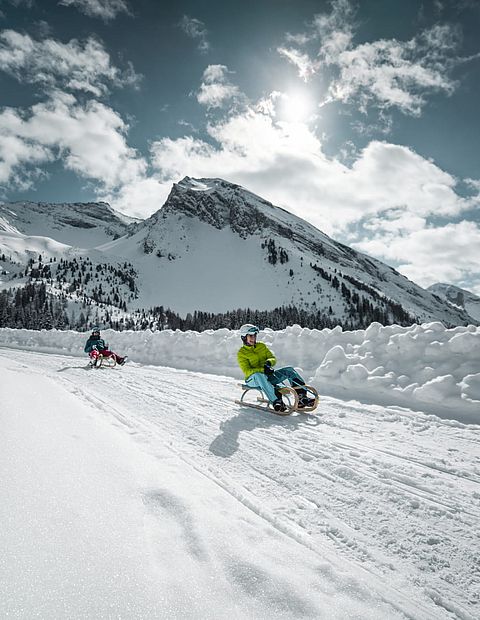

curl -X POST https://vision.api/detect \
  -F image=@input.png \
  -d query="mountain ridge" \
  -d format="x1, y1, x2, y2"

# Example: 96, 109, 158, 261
0, 200, 137, 248
98, 176, 475, 325
0, 177, 477, 328
428, 282, 480, 322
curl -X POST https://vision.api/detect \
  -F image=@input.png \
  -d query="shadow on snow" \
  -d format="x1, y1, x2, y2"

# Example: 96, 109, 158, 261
209, 406, 321, 458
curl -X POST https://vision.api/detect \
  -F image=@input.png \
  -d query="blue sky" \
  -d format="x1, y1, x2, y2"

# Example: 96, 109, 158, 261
0, 0, 479, 293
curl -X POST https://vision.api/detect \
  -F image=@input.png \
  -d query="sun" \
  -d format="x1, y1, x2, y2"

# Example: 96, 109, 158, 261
280, 91, 314, 123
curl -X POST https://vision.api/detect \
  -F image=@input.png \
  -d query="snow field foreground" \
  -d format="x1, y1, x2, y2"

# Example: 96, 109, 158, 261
1, 348, 480, 619
1, 321, 479, 423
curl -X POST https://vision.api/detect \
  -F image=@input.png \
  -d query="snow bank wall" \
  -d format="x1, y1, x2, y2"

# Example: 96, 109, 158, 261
1, 323, 479, 423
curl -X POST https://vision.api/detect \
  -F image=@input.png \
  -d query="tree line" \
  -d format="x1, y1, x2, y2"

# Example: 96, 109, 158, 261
0, 283, 419, 332
0, 283, 69, 330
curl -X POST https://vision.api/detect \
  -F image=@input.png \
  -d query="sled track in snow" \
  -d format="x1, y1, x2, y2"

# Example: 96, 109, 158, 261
4, 348, 480, 620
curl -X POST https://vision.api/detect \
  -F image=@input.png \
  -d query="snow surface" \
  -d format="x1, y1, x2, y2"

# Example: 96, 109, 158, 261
0, 215, 20, 234
1, 322, 478, 423
100, 218, 292, 313
1, 345, 479, 619
0, 230, 74, 263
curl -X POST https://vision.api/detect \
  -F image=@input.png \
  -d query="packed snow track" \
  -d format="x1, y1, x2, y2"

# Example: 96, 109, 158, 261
1, 348, 479, 620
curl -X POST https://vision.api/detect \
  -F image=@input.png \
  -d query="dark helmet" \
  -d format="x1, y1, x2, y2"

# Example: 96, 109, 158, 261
91, 325, 100, 337
240, 324, 259, 344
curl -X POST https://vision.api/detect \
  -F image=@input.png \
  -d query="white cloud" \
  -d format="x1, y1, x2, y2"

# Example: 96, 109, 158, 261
362, 209, 427, 234
58, 0, 131, 21
277, 47, 318, 82
202, 65, 227, 82
284, 32, 313, 46
278, 0, 353, 82
0, 110, 53, 190
0, 92, 167, 216
353, 221, 480, 289
465, 178, 480, 192
150, 108, 330, 192
0, 92, 146, 190
100, 177, 171, 219
312, 0, 355, 62
0, 30, 140, 96
196, 65, 240, 109
351, 112, 393, 137
328, 30, 457, 115
279, 0, 461, 115
348, 141, 473, 217
179, 15, 210, 54
254, 91, 282, 117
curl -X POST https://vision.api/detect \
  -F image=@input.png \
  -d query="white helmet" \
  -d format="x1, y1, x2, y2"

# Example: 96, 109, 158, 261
240, 324, 259, 342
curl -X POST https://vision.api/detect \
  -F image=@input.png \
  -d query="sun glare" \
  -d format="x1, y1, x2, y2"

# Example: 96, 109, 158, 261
280, 92, 313, 123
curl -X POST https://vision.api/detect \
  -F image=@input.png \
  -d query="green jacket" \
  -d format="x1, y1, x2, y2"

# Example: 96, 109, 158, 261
237, 341, 276, 379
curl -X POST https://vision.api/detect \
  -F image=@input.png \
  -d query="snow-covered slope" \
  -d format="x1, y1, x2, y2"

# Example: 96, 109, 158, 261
1, 345, 479, 619
428, 283, 480, 322
0, 229, 75, 263
1, 178, 476, 327
100, 177, 474, 325
0, 200, 135, 248
0, 230, 140, 331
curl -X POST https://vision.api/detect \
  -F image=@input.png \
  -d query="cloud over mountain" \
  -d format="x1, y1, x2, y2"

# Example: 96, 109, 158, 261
0, 92, 146, 190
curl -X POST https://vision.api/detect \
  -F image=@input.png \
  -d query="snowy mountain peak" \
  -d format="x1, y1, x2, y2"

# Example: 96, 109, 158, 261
1, 179, 477, 327
96, 177, 477, 325
176, 176, 217, 192
428, 282, 480, 321
160, 176, 282, 239
0, 200, 137, 248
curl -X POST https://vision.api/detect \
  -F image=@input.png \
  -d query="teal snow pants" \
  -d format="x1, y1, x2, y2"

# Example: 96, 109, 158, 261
245, 366, 305, 402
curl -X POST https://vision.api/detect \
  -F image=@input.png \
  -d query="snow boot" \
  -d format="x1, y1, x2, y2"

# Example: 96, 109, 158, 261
297, 396, 316, 409
295, 386, 308, 399
292, 380, 311, 404
273, 399, 287, 412
118, 356, 128, 366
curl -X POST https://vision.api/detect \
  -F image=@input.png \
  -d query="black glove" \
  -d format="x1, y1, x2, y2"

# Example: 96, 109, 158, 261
264, 361, 274, 376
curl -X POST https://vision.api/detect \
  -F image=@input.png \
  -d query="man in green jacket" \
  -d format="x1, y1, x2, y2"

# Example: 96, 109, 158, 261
237, 324, 314, 412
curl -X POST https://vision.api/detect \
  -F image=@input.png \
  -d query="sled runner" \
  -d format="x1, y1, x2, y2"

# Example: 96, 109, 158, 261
235, 383, 319, 416
89, 352, 117, 369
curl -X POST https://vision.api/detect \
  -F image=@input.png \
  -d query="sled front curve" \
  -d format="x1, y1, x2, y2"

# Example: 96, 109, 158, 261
293, 384, 320, 412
